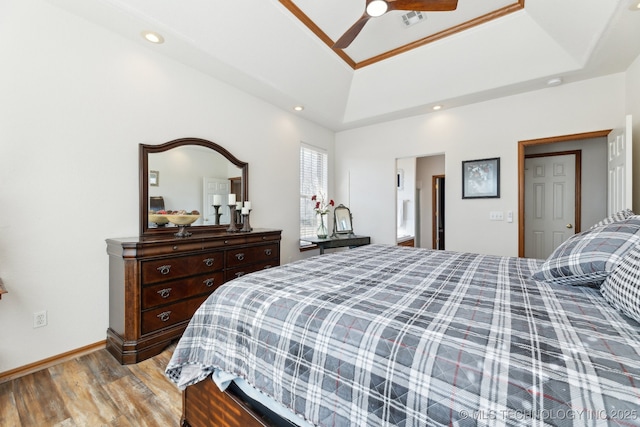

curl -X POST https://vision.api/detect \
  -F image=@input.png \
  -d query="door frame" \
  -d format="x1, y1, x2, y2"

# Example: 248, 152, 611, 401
518, 129, 611, 257
432, 174, 445, 249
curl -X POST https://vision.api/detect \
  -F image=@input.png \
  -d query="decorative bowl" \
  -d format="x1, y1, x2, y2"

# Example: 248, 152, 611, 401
149, 214, 169, 225
165, 214, 200, 226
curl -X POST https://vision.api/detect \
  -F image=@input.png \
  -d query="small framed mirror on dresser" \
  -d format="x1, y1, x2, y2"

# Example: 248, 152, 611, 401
106, 137, 281, 364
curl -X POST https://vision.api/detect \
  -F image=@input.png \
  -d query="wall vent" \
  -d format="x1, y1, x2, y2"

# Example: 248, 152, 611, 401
401, 11, 425, 27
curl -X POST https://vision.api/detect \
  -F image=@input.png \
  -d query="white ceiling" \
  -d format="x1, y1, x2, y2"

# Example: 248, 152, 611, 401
47, 0, 640, 131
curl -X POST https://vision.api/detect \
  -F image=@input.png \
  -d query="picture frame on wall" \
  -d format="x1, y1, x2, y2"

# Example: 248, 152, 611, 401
149, 170, 159, 186
462, 157, 500, 199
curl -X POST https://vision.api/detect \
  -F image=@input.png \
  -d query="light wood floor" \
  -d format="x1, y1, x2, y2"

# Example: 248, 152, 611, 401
0, 345, 182, 426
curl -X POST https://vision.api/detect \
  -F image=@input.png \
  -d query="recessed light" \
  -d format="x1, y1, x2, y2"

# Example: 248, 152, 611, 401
630, 0, 640, 10
547, 77, 563, 86
293, 106, 304, 112
432, 105, 442, 111
142, 31, 164, 44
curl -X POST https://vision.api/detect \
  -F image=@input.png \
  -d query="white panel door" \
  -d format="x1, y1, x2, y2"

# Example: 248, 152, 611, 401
203, 177, 230, 225
608, 114, 633, 214
525, 154, 576, 259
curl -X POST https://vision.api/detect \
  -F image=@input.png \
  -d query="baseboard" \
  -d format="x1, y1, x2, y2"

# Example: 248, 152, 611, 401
0, 340, 106, 384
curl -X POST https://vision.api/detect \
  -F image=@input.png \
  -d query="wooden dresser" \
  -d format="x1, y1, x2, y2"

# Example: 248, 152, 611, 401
106, 228, 281, 364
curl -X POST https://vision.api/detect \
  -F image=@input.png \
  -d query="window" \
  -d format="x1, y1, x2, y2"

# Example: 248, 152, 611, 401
300, 143, 328, 245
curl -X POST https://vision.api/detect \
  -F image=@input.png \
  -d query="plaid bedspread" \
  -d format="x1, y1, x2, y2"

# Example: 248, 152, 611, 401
166, 244, 640, 426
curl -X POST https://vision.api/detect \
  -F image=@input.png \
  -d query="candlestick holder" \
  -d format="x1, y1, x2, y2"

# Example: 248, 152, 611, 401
226, 205, 239, 232
241, 209, 253, 232
235, 209, 242, 226
212, 205, 222, 225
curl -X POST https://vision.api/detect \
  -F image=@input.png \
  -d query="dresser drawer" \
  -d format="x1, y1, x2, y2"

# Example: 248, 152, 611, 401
141, 251, 224, 284
141, 294, 209, 335
225, 244, 279, 268
142, 271, 224, 309
226, 259, 279, 281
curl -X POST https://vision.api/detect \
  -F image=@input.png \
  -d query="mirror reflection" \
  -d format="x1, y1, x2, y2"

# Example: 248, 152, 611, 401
333, 204, 354, 235
140, 138, 248, 236
148, 146, 242, 227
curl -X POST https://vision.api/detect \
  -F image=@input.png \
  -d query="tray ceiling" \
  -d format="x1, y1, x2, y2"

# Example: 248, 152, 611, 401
45, 0, 640, 130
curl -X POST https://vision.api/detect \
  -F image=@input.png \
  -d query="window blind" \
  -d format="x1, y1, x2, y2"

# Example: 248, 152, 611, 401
300, 143, 328, 243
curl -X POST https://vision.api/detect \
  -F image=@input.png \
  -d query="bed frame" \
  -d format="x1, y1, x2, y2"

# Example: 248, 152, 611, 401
181, 376, 298, 427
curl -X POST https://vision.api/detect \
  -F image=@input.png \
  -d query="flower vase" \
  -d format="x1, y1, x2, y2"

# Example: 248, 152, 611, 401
316, 213, 328, 239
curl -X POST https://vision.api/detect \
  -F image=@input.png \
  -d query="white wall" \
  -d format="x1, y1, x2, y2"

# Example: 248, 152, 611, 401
0, 0, 333, 373
335, 73, 632, 256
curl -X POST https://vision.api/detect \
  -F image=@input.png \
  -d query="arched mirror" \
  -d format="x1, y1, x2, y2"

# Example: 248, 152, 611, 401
333, 204, 354, 236
140, 137, 248, 236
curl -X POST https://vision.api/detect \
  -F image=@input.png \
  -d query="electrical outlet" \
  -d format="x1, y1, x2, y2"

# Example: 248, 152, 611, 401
33, 310, 47, 328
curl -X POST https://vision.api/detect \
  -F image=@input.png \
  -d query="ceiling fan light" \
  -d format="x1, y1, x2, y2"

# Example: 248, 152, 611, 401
366, 0, 388, 17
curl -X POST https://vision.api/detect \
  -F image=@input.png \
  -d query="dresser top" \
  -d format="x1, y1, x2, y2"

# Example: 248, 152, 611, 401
107, 228, 281, 245
106, 228, 282, 258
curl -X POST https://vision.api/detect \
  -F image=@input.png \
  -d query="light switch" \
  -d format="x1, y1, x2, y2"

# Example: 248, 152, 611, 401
489, 211, 504, 221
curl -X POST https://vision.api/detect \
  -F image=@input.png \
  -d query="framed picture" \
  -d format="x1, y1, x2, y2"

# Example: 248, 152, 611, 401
462, 157, 500, 199
149, 170, 159, 187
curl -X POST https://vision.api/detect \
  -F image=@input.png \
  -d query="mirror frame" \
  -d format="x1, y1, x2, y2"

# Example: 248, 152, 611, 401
140, 137, 248, 237
333, 204, 354, 236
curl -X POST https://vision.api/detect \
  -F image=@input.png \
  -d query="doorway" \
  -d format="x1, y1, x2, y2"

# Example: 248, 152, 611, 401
396, 154, 445, 248
432, 175, 445, 250
518, 130, 610, 257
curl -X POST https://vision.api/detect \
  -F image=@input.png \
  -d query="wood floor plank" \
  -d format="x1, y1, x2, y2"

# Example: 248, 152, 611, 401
12, 369, 72, 426
128, 348, 181, 418
0, 380, 21, 426
103, 374, 179, 427
80, 349, 133, 384
2, 345, 181, 427
48, 357, 121, 426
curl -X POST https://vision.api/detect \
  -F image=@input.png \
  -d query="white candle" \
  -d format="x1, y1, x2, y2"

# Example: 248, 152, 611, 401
213, 195, 222, 206
228, 194, 236, 205
241, 207, 249, 215
244, 201, 251, 210
236, 201, 243, 210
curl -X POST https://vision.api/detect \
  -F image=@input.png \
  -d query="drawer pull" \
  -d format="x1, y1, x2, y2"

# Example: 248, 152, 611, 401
203, 258, 215, 267
157, 311, 172, 322
235, 272, 245, 278
204, 278, 216, 287
157, 288, 172, 298
264, 249, 272, 256
157, 265, 172, 275
235, 253, 245, 261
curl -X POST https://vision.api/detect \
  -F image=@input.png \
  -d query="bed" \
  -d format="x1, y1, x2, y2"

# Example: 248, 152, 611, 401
166, 212, 640, 427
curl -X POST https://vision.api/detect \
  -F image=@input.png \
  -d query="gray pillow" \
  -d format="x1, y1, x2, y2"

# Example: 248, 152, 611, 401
532, 216, 640, 286
601, 242, 640, 323
590, 208, 635, 229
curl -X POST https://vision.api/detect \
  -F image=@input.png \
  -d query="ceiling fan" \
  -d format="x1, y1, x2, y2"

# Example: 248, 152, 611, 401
333, 0, 459, 49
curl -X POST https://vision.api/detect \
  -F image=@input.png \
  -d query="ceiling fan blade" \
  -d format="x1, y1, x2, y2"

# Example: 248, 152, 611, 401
387, 0, 458, 12
333, 14, 371, 49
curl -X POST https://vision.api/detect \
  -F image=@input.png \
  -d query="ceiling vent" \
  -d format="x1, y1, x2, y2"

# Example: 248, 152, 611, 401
401, 11, 425, 28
